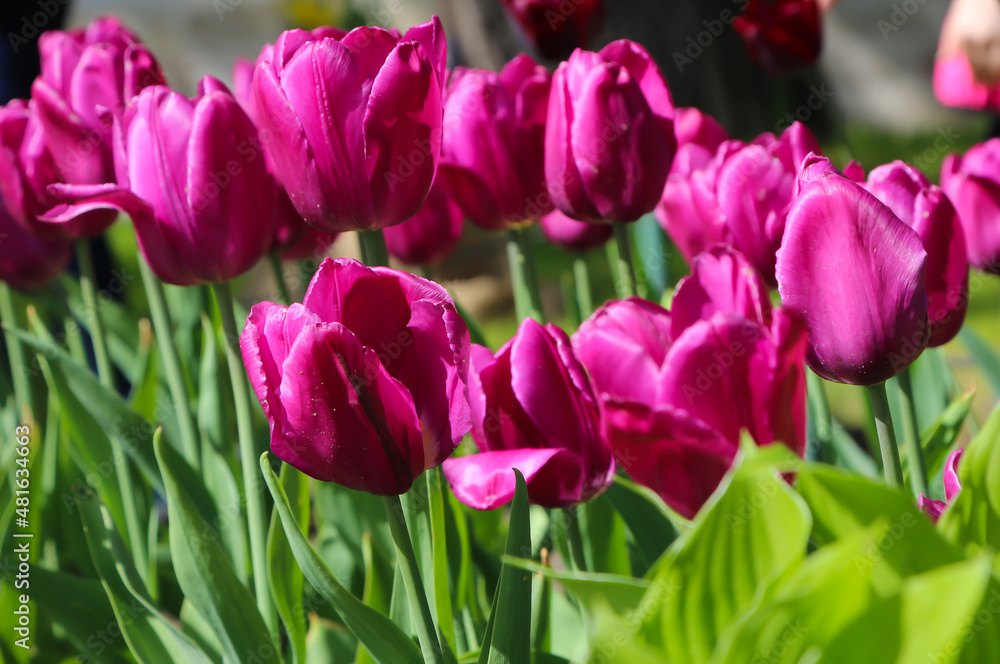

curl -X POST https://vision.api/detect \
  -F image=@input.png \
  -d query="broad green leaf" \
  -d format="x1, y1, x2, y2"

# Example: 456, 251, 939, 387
920, 387, 975, 482
156, 435, 278, 664
960, 327, 1000, 399
268, 463, 309, 664
428, 468, 458, 655
638, 444, 812, 664
10, 327, 162, 491
79, 494, 215, 663
355, 531, 395, 664
829, 419, 880, 478
817, 555, 996, 664
577, 493, 631, 576
502, 559, 648, 617
938, 404, 1000, 558
260, 453, 422, 664
604, 476, 680, 576
480, 469, 532, 664
796, 464, 960, 582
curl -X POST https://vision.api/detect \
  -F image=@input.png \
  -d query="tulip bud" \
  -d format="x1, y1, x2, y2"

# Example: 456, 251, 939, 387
917, 449, 963, 522
498, 0, 605, 60
241, 258, 471, 494
733, 0, 823, 74
251, 19, 447, 232
31, 15, 164, 185
439, 54, 552, 230
0, 198, 71, 290
443, 318, 613, 509
384, 178, 463, 265
539, 209, 612, 252
941, 139, 1000, 274
545, 41, 675, 223
865, 160, 968, 347
777, 155, 929, 385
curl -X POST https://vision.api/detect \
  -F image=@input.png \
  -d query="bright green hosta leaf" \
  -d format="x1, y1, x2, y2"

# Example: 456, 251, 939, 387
938, 404, 1000, 560
260, 453, 422, 664
157, 435, 279, 664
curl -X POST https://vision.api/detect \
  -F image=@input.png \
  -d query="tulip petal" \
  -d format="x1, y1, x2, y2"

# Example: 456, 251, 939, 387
943, 449, 963, 502
912, 188, 967, 346
941, 172, 1000, 274
443, 447, 584, 510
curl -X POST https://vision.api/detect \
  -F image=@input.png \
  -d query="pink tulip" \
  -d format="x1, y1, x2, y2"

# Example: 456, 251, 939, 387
574, 246, 807, 518
443, 318, 613, 509
934, 53, 1000, 113
384, 178, 463, 265
251, 19, 447, 233
941, 139, 1000, 274
917, 450, 963, 522
545, 41, 675, 223
241, 258, 471, 494
0, 198, 72, 290
31, 15, 164, 185
776, 155, 928, 384
498, 0, 605, 60
0, 100, 116, 239
539, 209, 612, 252
439, 54, 552, 230
865, 160, 968, 347
42, 77, 278, 285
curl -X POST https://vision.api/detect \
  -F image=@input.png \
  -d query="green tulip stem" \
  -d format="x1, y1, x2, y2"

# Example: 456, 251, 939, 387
612, 223, 637, 298
563, 506, 588, 572
573, 257, 594, 319
897, 367, 930, 498
138, 258, 201, 471
867, 382, 904, 488
384, 495, 446, 664
211, 280, 278, 642
806, 370, 833, 462
267, 252, 294, 305
506, 226, 545, 322
77, 240, 147, 579
359, 228, 390, 267
0, 281, 33, 424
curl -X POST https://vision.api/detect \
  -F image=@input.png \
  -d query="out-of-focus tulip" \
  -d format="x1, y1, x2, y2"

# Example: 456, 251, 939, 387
545, 41, 675, 223
439, 54, 552, 230
539, 209, 612, 252
941, 139, 1000, 274
672, 107, 728, 154
251, 18, 447, 233
498, 0, 605, 60
733, 0, 823, 74
865, 160, 968, 347
443, 317, 613, 509
42, 77, 277, 285
384, 178, 463, 265
574, 246, 807, 518
917, 450, 963, 522
0, 199, 72, 290
0, 100, 116, 239
240, 257, 471, 494
776, 155, 928, 385
934, 53, 1000, 113
31, 15, 164, 185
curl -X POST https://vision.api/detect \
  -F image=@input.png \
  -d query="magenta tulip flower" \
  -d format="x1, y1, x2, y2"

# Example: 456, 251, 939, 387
251, 19, 447, 233
0, 100, 116, 239
941, 139, 1000, 274
443, 318, 613, 510
917, 450, 963, 522
42, 77, 278, 285
271, 193, 340, 262
574, 246, 807, 518
865, 160, 968, 347
438, 54, 552, 230
31, 15, 164, 185
539, 209, 612, 253
0, 199, 72, 291
934, 53, 1000, 113
777, 155, 929, 385
545, 40, 675, 223
241, 257, 471, 493
498, 0, 604, 60
384, 179, 463, 265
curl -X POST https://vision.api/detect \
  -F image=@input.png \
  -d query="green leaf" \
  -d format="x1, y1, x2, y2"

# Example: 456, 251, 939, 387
9, 326, 162, 491
502, 559, 648, 617
938, 404, 1000, 558
260, 452, 422, 664
156, 434, 279, 664
267, 463, 309, 664
79, 493, 215, 663
479, 469, 532, 664
919, 387, 974, 481
577, 493, 631, 576
635, 444, 812, 664
960, 327, 1000, 399
796, 464, 960, 581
